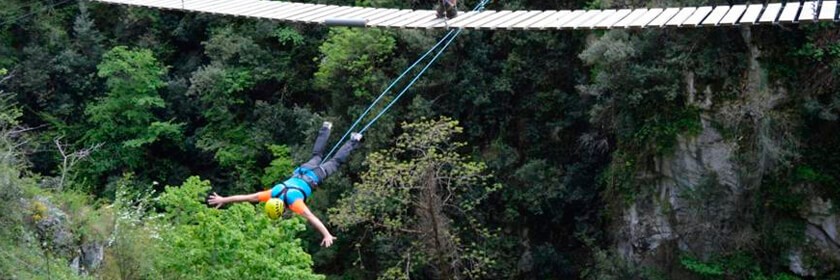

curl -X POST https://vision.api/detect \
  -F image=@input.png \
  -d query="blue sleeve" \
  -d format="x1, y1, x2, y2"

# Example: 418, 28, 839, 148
270, 184, 284, 198
283, 189, 305, 205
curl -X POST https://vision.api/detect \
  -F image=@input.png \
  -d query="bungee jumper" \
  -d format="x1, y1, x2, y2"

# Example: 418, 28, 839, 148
205, 0, 488, 250
208, 122, 362, 247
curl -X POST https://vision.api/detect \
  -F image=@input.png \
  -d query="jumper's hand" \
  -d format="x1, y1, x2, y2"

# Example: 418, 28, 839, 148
320, 235, 337, 248
207, 192, 227, 208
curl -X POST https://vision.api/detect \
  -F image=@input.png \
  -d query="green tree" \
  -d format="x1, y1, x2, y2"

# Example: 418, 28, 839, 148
83, 46, 182, 178
0, 72, 25, 228
0, 73, 89, 279
155, 176, 324, 279
330, 117, 499, 279
190, 63, 262, 189
314, 28, 396, 100
187, 24, 296, 191
261, 144, 295, 186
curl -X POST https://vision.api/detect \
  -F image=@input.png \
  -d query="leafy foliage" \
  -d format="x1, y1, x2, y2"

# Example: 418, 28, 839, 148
83, 46, 183, 179
261, 144, 295, 186
314, 28, 396, 99
155, 176, 323, 279
680, 254, 802, 280
330, 118, 500, 279
1, 0, 840, 279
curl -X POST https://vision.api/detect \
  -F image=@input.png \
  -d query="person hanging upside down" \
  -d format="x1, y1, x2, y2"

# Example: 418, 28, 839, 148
207, 122, 362, 247
436, 0, 458, 19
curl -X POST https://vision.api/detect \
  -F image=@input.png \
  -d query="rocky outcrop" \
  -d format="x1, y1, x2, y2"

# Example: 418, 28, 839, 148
789, 198, 840, 276
31, 196, 76, 257
75, 240, 105, 273
29, 195, 105, 275
616, 116, 740, 264
804, 198, 840, 253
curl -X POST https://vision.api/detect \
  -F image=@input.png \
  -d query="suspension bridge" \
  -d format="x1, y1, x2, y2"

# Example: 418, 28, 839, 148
89, 0, 839, 30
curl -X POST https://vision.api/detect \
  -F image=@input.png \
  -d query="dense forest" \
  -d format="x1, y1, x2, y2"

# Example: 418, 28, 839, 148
1, 0, 839, 279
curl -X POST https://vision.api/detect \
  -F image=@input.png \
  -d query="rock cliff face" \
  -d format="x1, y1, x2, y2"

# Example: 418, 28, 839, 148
613, 26, 840, 276
803, 198, 840, 259
616, 116, 741, 264
790, 198, 840, 276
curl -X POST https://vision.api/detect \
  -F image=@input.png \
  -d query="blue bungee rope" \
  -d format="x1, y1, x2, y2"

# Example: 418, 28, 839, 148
322, 0, 491, 163
321, 29, 458, 162
359, 27, 463, 134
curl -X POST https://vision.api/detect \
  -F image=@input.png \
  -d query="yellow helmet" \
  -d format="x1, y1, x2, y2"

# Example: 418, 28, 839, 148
265, 198, 284, 220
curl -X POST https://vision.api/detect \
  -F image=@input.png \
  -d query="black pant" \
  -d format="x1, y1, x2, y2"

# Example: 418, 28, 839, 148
299, 125, 360, 181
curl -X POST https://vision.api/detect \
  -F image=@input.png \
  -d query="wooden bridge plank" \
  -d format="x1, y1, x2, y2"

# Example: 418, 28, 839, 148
798, 1, 818, 22
261, 4, 323, 20
193, 0, 243, 14
185, 0, 230, 12
511, 11, 559, 29
628, 8, 664, 28
310, 7, 366, 23
129, 0, 179, 9
682, 6, 713, 26
701, 5, 730, 26
287, 6, 342, 22
451, 11, 497, 28
579, 10, 616, 29
227, 1, 276, 16
368, 9, 412, 26
382, 11, 434, 28
718, 4, 746, 25
551, 10, 583, 29
778, 2, 801, 23
818, 1, 837, 21
362, 9, 395, 22
561, 10, 601, 29
739, 4, 763, 24
122, 0, 169, 8
614, 8, 649, 28
206, 0, 256, 15
353, 8, 387, 20
214, 1, 254, 15
595, 9, 631, 28
528, 10, 568, 29
647, 7, 680, 27
241, 2, 297, 18
405, 12, 446, 28
465, 11, 512, 29
665, 7, 696, 26
332, 7, 379, 21
481, 10, 530, 29
759, 3, 783, 24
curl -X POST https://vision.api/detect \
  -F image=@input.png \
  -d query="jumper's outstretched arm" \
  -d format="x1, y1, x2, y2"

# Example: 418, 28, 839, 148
296, 202, 336, 247
208, 192, 336, 247
207, 192, 258, 208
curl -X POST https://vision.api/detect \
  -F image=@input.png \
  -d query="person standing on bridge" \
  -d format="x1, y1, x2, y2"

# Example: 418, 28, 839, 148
207, 121, 362, 248
437, 0, 458, 19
